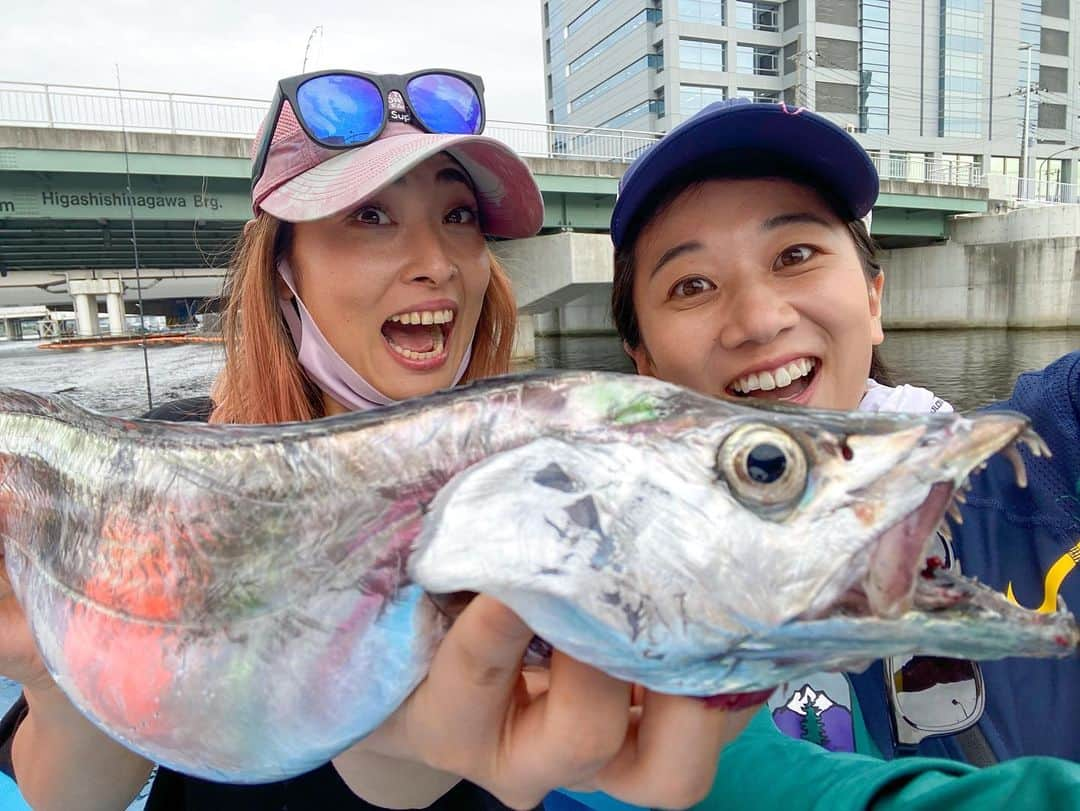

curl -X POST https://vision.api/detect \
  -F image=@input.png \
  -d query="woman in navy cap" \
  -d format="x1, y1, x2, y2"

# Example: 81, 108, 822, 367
574, 97, 1080, 809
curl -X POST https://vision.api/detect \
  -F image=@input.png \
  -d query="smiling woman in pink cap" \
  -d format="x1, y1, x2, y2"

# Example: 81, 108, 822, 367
0, 70, 751, 811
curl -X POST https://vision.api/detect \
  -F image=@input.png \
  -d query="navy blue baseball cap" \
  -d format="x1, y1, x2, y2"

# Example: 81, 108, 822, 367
610, 99, 879, 249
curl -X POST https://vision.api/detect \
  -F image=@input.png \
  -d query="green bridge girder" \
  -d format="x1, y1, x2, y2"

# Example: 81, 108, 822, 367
0, 146, 987, 272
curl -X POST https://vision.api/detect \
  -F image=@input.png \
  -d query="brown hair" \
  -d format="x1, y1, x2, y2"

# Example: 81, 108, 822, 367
611, 175, 894, 386
210, 213, 517, 425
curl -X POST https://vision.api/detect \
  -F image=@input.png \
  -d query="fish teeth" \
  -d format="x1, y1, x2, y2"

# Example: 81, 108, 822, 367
947, 501, 964, 524
1003, 443, 1028, 488
1020, 429, 1051, 458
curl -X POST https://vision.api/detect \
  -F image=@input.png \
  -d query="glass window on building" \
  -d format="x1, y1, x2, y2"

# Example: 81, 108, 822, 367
569, 10, 660, 74
938, 0, 985, 137
736, 88, 781, 103
737, 44, 781, 76
736, 0, 780, 31
990, 156, 1021, 176
599, 99, 665, 129
545, 1, 571, 125
679, 0, 726, 25
570, 54, 662, 112
1036, 157, 1064, 181
681, 38, 727, 71
681, 84, 727, 116
567, 0, 616, 38
859, 0, 889, 134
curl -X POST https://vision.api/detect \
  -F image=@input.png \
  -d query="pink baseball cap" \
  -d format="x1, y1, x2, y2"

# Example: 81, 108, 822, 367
251, 100, 544, 239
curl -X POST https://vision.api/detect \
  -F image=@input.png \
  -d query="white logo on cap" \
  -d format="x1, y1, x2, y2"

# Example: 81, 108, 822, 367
388, 90, 412, 124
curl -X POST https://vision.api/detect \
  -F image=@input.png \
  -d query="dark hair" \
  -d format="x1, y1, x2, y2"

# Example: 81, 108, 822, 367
611, 173, 894, 386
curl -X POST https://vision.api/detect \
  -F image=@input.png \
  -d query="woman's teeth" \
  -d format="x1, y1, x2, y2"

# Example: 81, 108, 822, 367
383, 307, 454, 362
386, 327, 445, 361
731, 358, 815, 394
386, 309, 454, 326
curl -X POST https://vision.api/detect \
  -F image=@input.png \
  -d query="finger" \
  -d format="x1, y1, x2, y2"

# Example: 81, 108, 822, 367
397, 595, 534, 765
593, 691, 760, 808
509, 651, 631, 791
521, 667, 550, 700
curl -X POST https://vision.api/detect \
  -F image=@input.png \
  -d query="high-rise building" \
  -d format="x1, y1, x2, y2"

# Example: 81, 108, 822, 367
541, 0, 1078, 188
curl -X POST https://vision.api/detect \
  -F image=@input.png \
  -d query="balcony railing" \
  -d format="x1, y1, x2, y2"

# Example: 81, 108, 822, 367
0, 81, 660, 164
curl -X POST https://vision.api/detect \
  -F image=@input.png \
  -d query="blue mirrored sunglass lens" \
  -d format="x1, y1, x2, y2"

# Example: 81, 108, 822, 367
407, 74, 482, 134
296, 75, 383, 146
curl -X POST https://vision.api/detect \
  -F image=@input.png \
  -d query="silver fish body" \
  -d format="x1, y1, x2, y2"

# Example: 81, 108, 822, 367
0, 372, 1075, 782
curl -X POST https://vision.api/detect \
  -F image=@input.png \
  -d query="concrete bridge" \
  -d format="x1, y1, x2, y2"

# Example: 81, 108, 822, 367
0, 82, 995, 344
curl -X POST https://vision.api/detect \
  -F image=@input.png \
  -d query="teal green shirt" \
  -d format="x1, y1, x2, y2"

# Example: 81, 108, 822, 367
696, 706, 1080, 810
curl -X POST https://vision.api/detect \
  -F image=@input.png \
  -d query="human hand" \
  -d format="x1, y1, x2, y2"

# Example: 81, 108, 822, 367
353, 596, 758, 810
0, 548, 51, 691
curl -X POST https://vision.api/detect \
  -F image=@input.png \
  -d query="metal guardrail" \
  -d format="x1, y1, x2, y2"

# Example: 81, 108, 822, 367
867, 151, 983, 188
0, 81, 660, 164
986, 173, 1080, 205
6, 81, 1076, 200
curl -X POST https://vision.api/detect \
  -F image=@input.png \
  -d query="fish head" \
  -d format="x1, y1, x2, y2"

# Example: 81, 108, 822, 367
412, 375, 1077, 693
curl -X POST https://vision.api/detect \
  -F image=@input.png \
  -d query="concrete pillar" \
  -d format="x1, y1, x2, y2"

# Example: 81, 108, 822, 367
73, 294, 100, 337
106, 293, 126, 336
513, 312, 537, 360
535, 310, 560, 336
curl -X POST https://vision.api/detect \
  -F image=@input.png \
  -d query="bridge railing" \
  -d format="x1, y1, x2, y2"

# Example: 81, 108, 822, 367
866, 151, 983, 188
986, 173, 1080, 205
0, 82, 267, 138
0, 81, 660, 164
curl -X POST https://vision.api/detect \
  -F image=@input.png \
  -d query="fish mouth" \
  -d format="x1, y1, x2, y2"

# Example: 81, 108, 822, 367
815, 426, 1053, 623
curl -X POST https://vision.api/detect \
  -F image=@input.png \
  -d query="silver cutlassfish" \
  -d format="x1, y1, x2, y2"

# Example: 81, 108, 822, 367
0, 372, 1075, 782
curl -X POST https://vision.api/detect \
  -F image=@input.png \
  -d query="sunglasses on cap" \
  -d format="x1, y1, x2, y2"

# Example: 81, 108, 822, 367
251, 69, 487, 192
885, 533, 987, 748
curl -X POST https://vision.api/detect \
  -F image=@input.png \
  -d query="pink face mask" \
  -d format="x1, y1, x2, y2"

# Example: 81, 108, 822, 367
276, 258, 473, 412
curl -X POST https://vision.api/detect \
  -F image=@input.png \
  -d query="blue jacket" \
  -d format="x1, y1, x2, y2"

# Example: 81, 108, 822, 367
851, 351, 1080, 762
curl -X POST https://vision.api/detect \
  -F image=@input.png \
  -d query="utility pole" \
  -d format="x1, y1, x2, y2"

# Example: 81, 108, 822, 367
1019, 43, 1035, 198
790, 41, 815, 108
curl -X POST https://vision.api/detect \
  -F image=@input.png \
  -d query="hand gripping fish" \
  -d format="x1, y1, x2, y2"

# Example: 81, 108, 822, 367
0, 372, 1075, 782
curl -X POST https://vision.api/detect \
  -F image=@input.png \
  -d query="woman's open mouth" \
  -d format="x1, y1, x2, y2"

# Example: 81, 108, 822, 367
380, 306, 456, 370
726, 357, 819, 403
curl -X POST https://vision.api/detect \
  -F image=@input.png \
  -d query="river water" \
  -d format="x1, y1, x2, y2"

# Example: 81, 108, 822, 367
1, 327, 1077, 416
0, 327, 1076, 805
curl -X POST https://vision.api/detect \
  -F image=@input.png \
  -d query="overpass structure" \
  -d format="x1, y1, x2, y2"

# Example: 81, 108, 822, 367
0, 81, 991, 344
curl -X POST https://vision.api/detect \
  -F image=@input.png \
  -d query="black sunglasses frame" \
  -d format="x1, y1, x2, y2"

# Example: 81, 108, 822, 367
251, 68, 487, 194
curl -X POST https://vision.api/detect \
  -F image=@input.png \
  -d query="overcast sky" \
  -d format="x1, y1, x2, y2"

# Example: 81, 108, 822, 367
5, 0, 548, 123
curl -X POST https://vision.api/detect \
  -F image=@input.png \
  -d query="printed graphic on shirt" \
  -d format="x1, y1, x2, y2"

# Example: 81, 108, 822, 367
768, 672, 856, 753
1005, 539, 1080, 614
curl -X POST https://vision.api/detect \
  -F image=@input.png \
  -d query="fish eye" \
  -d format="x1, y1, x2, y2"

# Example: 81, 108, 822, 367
717, 424, 808, 514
